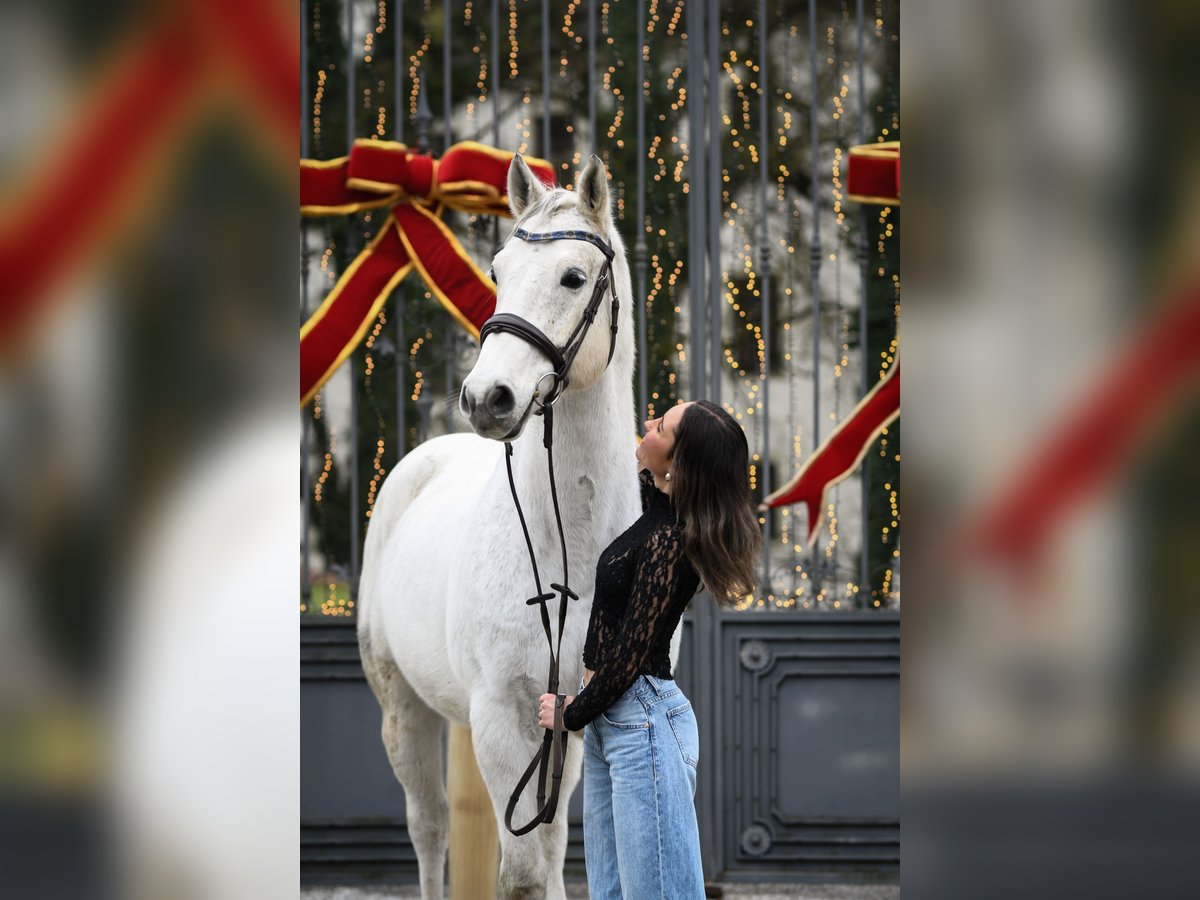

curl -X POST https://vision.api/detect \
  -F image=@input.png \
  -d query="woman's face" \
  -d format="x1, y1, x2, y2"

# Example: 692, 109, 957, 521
637, 402, 692, 480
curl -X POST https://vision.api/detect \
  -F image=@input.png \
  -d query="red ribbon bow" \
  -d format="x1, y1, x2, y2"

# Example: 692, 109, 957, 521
846, 141, 900, 206
299, 140, 555, 405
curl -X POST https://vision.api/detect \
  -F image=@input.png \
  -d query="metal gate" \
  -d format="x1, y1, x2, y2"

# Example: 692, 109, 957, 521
301, 0, 900, 885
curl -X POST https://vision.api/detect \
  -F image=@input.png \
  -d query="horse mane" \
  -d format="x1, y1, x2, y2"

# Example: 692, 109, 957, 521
514, 189, 578, 230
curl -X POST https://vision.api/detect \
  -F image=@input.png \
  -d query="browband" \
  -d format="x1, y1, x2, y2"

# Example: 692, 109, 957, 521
512, 227, 615, 260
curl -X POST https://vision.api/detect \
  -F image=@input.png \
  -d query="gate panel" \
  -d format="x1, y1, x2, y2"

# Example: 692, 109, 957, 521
718, 613, 900, 877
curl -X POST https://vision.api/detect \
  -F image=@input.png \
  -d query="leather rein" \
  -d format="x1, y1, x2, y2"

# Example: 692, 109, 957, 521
477, 226, 619, 836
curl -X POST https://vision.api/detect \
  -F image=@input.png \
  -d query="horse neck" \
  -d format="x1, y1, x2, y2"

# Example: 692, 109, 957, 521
508, 365, 636, 549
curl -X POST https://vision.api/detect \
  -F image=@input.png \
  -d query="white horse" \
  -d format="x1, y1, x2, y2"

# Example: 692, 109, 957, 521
358, 154, 653, 899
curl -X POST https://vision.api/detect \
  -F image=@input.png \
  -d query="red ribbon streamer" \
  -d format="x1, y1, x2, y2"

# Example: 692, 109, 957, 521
763, 361, 900, 545
960, 284, 1200, 578
0, 0, 296, 352
299, 140, 555, 406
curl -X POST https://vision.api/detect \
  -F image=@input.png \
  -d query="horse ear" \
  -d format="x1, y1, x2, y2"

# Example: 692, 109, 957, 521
576, 154, 610, 228
507, 153, 548, 217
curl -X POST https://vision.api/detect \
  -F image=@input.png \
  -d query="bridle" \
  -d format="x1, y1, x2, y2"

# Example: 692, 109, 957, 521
480, 227, 619, 406
477, 225, 619, 836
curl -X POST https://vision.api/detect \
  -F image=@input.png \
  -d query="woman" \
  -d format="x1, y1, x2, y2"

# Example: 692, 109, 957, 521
538, 399, 761, 899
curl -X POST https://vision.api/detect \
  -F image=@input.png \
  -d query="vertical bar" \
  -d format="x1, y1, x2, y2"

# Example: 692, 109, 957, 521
856, 0, 871, 602
444, 0, 455, 432
491, 0, 501, 251
685, 0, 718, 886
301, 0, 312, 605
444, 0, 453, 149
446, 0, 453, 434
347, 0, 357, 156
808, 0, 823, 594
759, 0, 772, 595
635, 0, 648, 418
588, 0, 597, 156
686, 0, 709, 401
396, 0, 407, 460
396, 0, 405, 144
492, 0, 501, 151
347, 0, 361, 591
704, 0, 724, 882
541, 0, 551, 156
707, 0, 722, 406
301, 2, 309, 156
445, 327, 455, 433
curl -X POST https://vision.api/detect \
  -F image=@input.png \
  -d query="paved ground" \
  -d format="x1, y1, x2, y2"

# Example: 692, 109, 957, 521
302, 883, 900, 899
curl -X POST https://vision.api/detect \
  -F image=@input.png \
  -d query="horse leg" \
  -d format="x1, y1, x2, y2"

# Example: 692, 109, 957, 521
469, 692, 580, 900
362, 650, 449, 900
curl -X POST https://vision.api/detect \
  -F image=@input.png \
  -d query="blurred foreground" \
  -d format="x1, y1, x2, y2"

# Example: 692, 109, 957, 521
903, 0, 1200, 897
0, 1, 298, 898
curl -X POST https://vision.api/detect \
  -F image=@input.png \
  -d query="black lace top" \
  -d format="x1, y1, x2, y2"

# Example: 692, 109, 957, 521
562, 469, 702, 731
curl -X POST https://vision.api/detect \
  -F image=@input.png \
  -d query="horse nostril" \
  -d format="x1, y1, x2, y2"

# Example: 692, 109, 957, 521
486, 384, 515, 417
461, 387, 476, 416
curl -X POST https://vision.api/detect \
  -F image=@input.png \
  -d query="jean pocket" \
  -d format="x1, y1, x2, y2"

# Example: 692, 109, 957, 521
666, 702, 699, 768
600, 695, 650, 730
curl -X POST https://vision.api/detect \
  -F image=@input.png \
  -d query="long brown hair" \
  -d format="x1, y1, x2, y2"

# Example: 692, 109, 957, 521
668, 401, 761, 605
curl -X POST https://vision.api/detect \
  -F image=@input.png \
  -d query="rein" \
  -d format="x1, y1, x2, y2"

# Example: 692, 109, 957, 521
478, 226, 620, 836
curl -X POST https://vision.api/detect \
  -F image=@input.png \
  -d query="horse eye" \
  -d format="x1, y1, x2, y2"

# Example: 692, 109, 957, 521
560, 269, 587, 290
487, 267, 497, 285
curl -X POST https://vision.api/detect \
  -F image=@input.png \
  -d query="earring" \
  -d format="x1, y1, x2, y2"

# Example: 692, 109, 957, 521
665, 471, 671, 482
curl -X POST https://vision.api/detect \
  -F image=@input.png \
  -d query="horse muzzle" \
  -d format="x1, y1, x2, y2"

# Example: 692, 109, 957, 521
460, 381, 533, 440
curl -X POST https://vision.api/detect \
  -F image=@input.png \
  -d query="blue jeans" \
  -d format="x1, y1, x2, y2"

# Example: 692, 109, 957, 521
581, 673, 705, 899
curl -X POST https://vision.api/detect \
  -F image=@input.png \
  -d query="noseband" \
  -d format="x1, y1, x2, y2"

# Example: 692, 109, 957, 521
477, 226, 620, 836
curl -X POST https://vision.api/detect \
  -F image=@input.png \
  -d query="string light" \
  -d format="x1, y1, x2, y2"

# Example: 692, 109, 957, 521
299, 0, 898, 616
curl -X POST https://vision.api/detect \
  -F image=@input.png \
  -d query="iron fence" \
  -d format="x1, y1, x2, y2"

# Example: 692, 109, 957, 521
300, 0, 900, 617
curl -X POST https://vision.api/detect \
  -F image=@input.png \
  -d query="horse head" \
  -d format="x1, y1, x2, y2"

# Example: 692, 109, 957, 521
460, 153, 625, 440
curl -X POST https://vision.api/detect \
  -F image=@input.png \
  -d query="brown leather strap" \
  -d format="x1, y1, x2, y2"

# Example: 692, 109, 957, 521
489, 228, 622, 836
504, 694, 569, 835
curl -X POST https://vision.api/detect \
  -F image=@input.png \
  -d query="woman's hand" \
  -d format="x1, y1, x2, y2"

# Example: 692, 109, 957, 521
538, 693, 575, 729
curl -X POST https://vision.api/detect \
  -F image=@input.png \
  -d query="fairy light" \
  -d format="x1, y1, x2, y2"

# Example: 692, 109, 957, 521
409, 33, 432, 117
516, 87, 532, 153
508, 0, 519, 79
409, 328, 433, 401
474, 40, 488, 104
562, 0, 582, 47
647, 0, 661, 34
366, 437, 387, 517
457, 0, 487, 129
666, 1, 683, 36
604, 64, 625, 139
313, 69, 326, 143
879, 335, 897, 376
825, 503, 839, 558
314, 427, 336, 504
321, 579, 356, 618
319, 243, 335, 283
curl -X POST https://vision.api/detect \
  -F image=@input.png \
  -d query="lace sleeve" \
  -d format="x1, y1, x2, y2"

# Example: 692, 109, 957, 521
562, 525, 687, 731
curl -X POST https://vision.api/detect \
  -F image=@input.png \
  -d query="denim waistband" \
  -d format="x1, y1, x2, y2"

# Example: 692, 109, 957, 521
582, 673, 683, 704
631, 673, 681, 705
